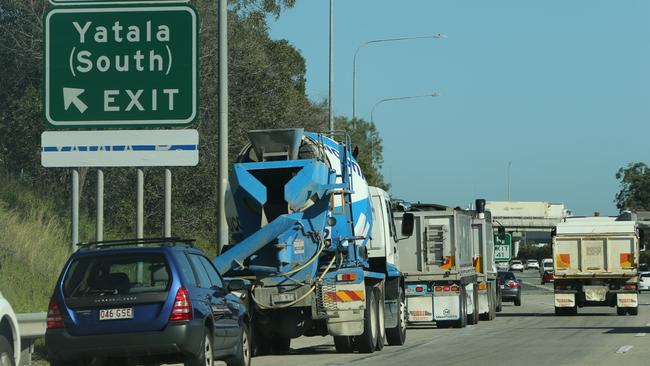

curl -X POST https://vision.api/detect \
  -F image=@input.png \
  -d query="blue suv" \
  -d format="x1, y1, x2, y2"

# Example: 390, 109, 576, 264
45, 238, 251, 366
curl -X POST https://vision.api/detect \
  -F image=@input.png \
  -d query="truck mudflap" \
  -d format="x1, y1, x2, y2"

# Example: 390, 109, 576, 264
478, 282, 490, 315
406, 284, 434, 322
617, 293, 638, 308
554, 292, 576, 308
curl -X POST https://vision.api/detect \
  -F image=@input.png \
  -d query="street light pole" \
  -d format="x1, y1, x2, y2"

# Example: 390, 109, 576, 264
328, 0, 334, 132
353, 34, 446, 121
370, 93, 440, 125
507, 161, 512, 200
217, 0, 228, 254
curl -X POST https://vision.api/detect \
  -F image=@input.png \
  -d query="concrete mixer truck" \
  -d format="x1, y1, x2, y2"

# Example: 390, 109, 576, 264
213, 128, 413, 354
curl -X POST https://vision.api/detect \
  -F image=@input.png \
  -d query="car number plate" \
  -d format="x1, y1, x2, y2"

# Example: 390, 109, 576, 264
99, 308, 133, 321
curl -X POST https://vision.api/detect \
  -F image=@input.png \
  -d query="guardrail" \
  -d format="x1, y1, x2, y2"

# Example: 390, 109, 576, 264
16, 312, 46, 366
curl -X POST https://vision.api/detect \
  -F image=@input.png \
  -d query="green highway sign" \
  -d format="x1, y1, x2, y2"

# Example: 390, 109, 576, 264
494, 233, 512, 262
49, 0, 187, 5
44, 5, 198, 128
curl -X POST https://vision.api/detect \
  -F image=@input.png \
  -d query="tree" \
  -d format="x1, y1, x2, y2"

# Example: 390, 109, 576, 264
0, 0, 387, 244
615, 162, 650, 212
334, 117, 389, 190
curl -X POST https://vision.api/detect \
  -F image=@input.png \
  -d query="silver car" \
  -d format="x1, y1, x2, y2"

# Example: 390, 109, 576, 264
0, 291, 21, 366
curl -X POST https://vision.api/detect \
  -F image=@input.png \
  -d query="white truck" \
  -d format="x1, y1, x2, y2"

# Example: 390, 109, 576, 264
367, 187, 408, 345
395, 204, 478, 328
471, 200, 499, 321
553, 216, 642, 316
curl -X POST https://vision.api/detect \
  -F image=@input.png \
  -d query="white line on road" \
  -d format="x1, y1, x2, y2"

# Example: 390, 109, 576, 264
635, 333, 646, 337
616, 345, 634, 354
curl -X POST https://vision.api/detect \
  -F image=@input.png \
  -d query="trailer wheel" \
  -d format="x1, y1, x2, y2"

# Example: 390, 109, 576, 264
617, 306, 628, 316
375, 287, 385, 351
628, 307, 639, 316
386, 287, 407, 346
334, 336, 354, 353
356, 286, 379, 353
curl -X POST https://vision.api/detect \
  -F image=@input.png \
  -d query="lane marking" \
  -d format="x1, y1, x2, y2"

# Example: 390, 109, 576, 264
635, 333, 646, 337
616, 345, 633, 354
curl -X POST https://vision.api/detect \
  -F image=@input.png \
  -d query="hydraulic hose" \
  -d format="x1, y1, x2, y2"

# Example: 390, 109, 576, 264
251, 254, 338, 310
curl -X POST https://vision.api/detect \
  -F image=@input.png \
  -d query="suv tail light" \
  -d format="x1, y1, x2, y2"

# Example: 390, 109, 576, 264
47, 298, 64, 329
506, 280, 520, 288
169, 287, 193, 321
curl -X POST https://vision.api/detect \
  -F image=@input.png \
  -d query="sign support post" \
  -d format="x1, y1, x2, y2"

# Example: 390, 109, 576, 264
164, 169, 172, 237
71, 168, 80, 252
96, 169, 104, 241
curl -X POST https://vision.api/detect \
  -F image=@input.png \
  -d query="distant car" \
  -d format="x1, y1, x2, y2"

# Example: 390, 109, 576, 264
539, 258, 553, 276
46, 238, 251, 366
525, 260, 539, 270
639, 272, 650, 292
509, 260, 524, 272
497, 271, 522, 306
0, 291, 21, 366
496, 262, 509, 271
541, 270, 554, 284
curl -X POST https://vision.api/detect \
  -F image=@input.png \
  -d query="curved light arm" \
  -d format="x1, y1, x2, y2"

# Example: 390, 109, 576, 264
370, 93, 440, 125
352, 34, 446, 120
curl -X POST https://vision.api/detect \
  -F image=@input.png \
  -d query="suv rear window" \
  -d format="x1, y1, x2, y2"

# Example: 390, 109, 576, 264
63, 253, 170, 297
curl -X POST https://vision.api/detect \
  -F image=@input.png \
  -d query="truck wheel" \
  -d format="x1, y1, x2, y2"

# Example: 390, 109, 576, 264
0, 335, 14, 366
452, 287, 467, 328
386, 287, 407, 346
617, 306, 627, 316
375, 287, 385, 351
334, 336, 354, 353
356, 286, 379, 353
628, 307, 639, 316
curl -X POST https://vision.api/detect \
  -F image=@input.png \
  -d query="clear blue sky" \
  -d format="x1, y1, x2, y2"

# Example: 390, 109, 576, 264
268, 0, 650, 215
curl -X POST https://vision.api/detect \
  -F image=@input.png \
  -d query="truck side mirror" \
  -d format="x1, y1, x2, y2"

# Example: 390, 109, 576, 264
497, 226, 506, 241
401, 213, 415, 237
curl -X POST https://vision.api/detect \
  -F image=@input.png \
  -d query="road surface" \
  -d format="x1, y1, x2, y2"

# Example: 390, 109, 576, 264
34, 270, 650, 366
252, 270, 650, 366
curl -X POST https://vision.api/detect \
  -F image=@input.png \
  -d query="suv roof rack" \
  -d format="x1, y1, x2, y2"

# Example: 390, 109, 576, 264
77, 237, 196, 249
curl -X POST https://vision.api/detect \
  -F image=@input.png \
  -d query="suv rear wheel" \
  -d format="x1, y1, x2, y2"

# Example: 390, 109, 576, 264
185, 329, 213, 366
226, 324, 251, 366
0, 335, 14, 366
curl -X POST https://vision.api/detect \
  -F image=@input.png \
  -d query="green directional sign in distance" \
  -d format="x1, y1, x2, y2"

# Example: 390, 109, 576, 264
44, 5, 198, 128
494, 233, 512, 262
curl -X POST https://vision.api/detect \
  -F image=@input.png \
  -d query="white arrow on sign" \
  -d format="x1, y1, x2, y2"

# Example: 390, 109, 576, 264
63, 87, 88, 113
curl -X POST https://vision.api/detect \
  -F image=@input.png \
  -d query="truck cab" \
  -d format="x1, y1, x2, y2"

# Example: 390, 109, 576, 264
368, 186, 409, 346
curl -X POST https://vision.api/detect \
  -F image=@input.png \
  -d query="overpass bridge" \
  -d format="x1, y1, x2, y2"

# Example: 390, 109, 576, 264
486, 201, 571, 233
